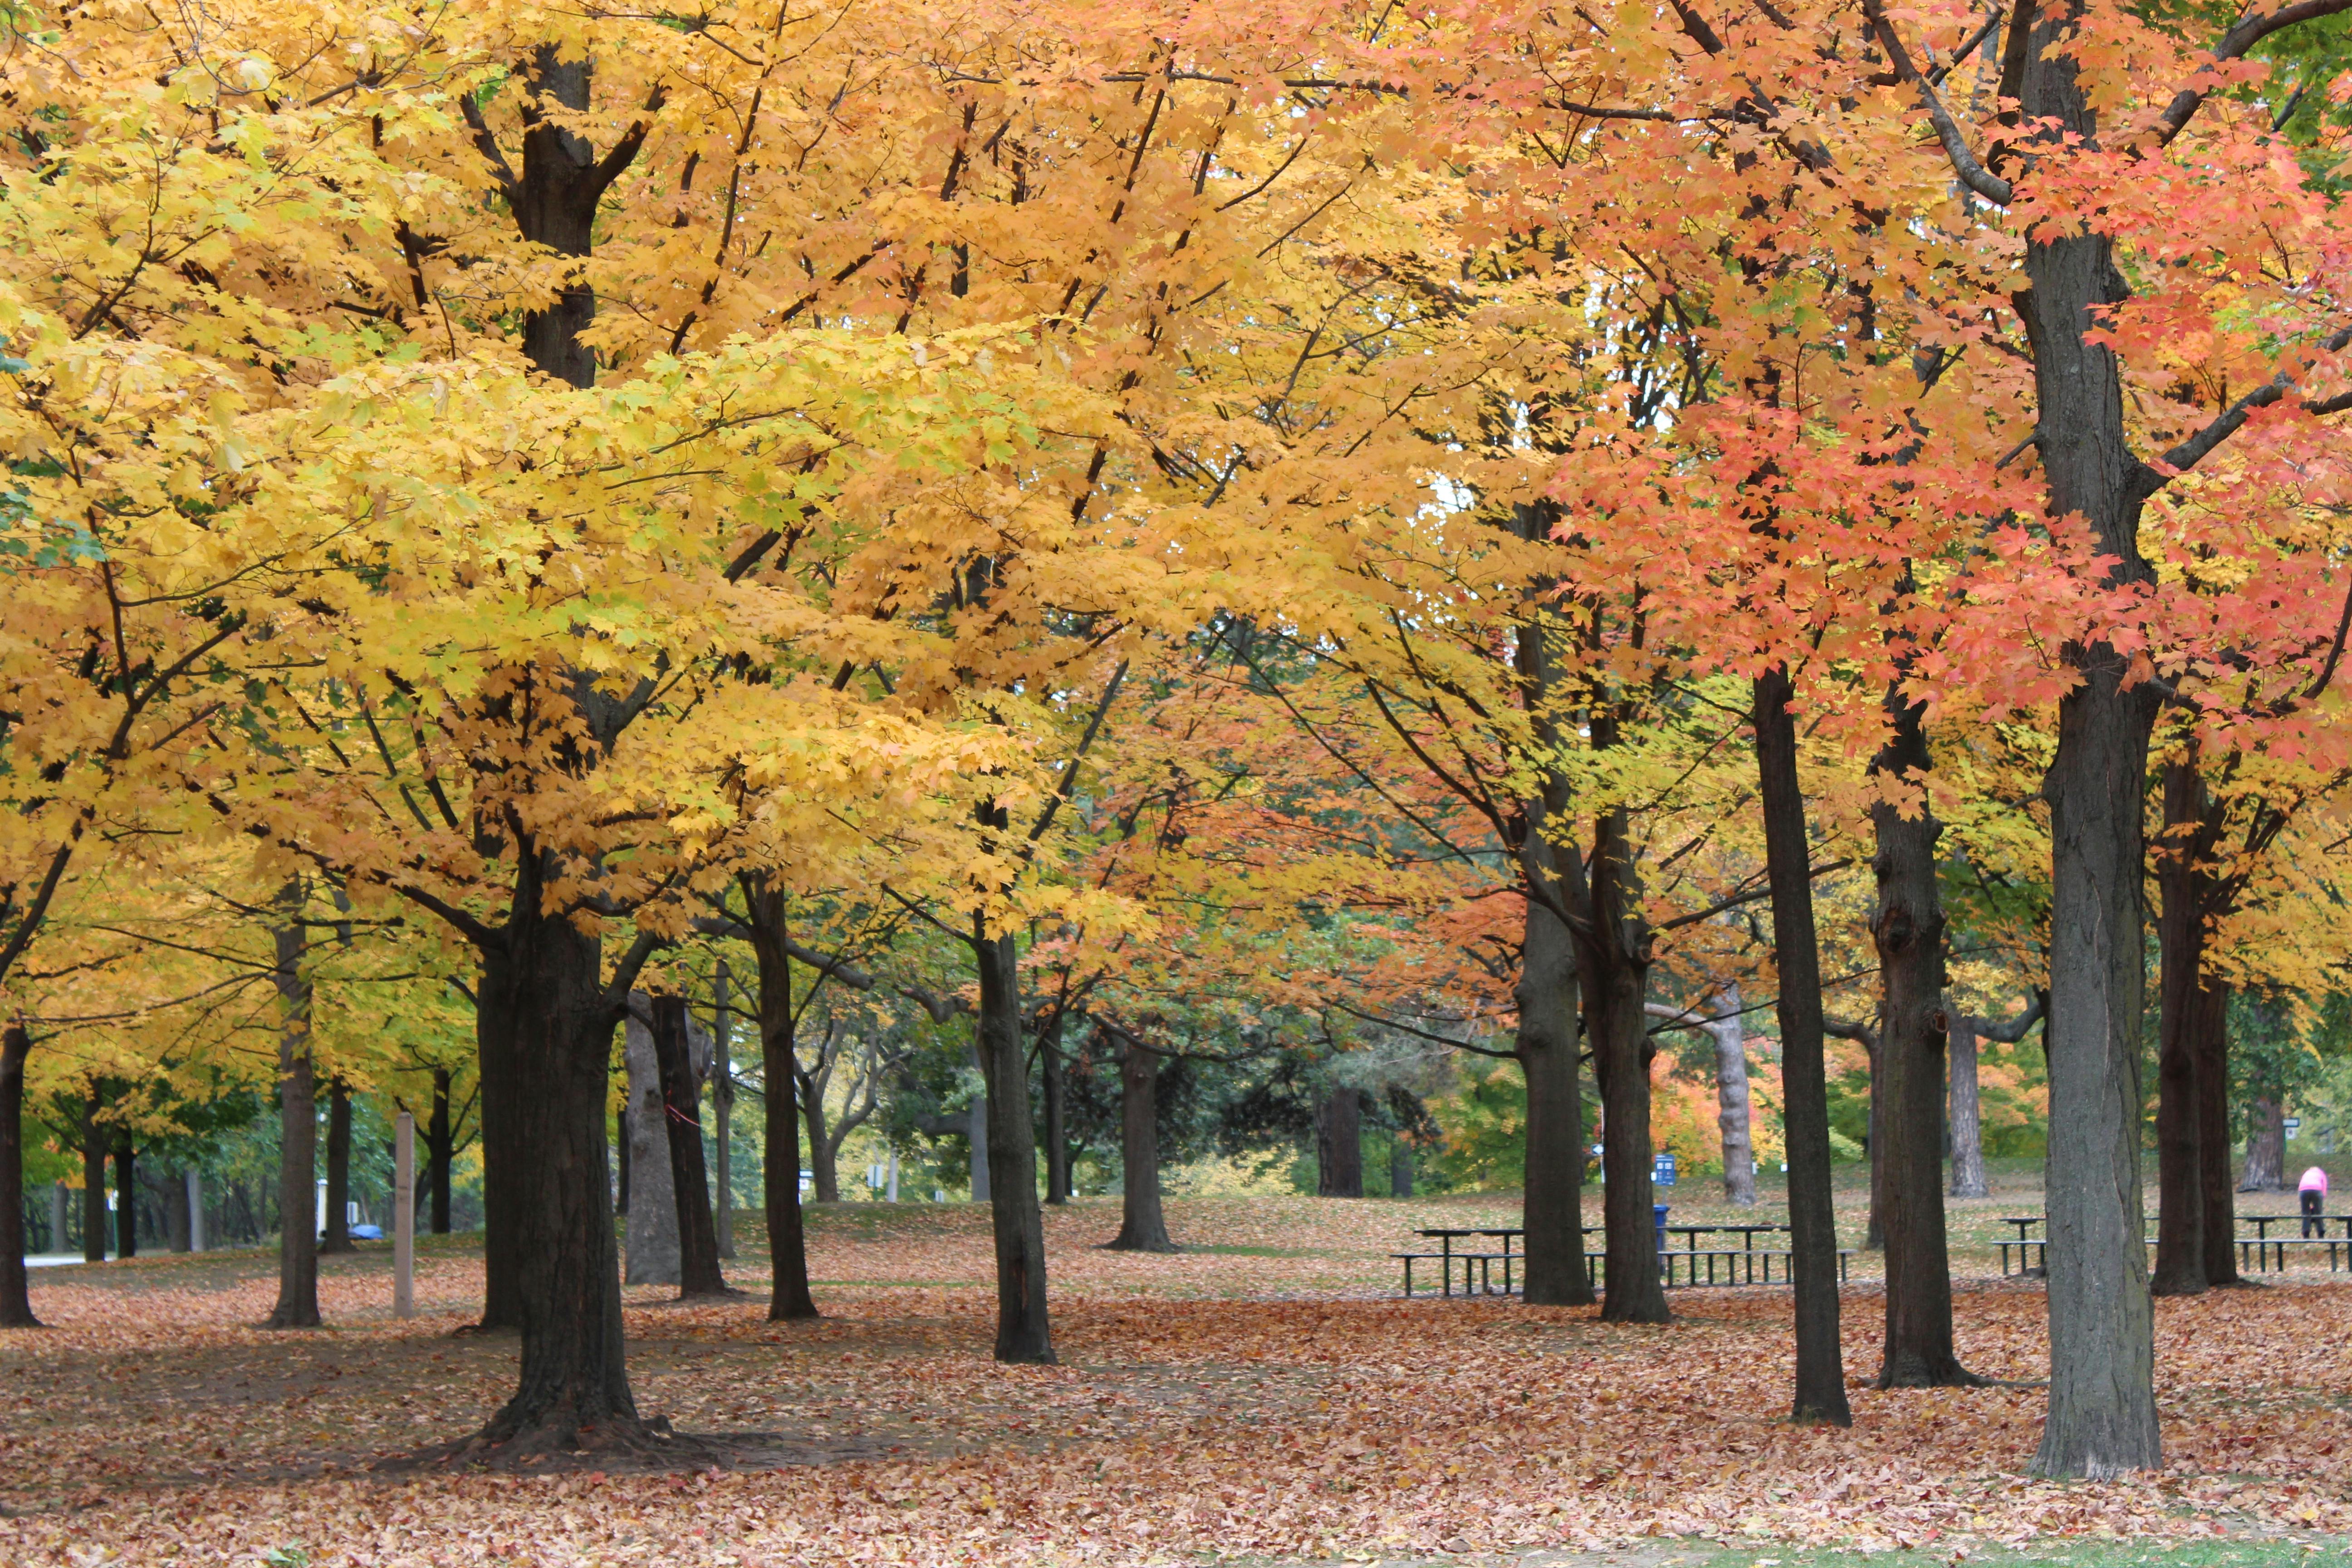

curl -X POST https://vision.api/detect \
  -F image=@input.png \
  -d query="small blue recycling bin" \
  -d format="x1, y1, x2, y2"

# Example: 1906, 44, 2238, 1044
1653, 1202, 1669, 1254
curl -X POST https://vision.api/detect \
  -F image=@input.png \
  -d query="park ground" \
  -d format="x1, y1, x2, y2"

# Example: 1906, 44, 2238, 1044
4, 1167, 2352, 1566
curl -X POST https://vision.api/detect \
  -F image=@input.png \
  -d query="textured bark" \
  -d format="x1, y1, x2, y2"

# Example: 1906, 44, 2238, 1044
427, 1069, 453, 1235
975, 927, 1054, 1363
801, 1058, 838, 1205
472, 886, 640, 1447
622, 1007, 679, 1287
79, 1096, 107, 1264
1509, 508, 1593, 1306
1317, 1087, 1364, 1198
1105, 1032, 1177, 1251
0, 1022, 38, 1325
2241, 1098, 2286, 1191
1868, 686, 1975, 1387
319, 1080, 354, 1254
1706, 987, 1758, 1206
2019, 0, 2163, 1478
1391, 1134, 1414, 1198
2195, 983, 2238, 1283
651, 995, 728, 1297
50, 1182, 69, 1261
1517, 782, 1593, 1305
268, 919, 321, 1329
1588, 801, 1667, 1325
1753, 664, 1850, 1424
2151, 754, 2213, 1296
744, 878, 819, 1321
1947, 1013, 1988, 1199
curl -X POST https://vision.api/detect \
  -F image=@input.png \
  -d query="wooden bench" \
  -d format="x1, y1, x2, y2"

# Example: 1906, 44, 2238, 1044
1393, 1250, 1518, 1297
1998, 1239, 2047, 1275
1649, 1248, 1852, 1288
1401, 1247, 1855, 1295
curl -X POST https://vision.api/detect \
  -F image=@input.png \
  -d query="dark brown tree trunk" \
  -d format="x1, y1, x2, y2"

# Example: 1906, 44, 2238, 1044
1947, 1012, 1988, 1199
2241, 1097, 2286, 1191
1868, 683, 1976, 1387
428, 1068, 453, 1235
1042, 1016, 1071, 1205
975, 926, 1054, 1363
1317, 1086, 1364, 1198
2151, 753, 2210, 1296
0, 1022, 39, 1325
319, 1080, 354, 1254
472, 887, 641, 1449
1105, 1032, 1176, 1251
1753, 664, 1850, 1424
268, 918, 321, 1329
1391, 1132, 1414, 1197
2195, 981, 2238, 1283
1518, 806, 1594, 1305
2020, 0, 2162, 1477
1588, 808, 1666, 1325
650, 995, 729, 1297
80, 1095, 107, 1264
744, 878, 818, 1321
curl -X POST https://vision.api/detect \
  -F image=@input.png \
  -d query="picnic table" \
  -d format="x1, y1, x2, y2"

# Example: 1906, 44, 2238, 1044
1994, 1213, 2352, 1275
1396, 1223, 1852, 1296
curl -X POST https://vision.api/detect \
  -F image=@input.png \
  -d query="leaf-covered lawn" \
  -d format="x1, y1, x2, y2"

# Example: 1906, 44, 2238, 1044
5, 1196, 2350, 1564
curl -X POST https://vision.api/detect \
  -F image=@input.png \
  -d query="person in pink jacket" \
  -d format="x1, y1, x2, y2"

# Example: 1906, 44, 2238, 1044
2300, 1165, 2329, 1238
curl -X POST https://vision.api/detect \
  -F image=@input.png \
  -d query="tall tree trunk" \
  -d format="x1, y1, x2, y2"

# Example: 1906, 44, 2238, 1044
2195, 981, 2238, 1283
1948, 1013, 1988, 1199
1317, 1086, 1363, 1197
187, 1169, 205, 1252
1707, 986, 1758, 1206
2020, 0, 2163, 1478
1105, 1032, 1176, 1251
428, 1068, 453, 1235
50, 1182, 69, 1263
651, 995, 728, 1297
1518, 813, 1593, 1305
1510, 505, 1593, 1305
1042, 1015, 1071, 1205
268, 916, 321, 1329
1868, 684, 1975, 1387
111, 1130, 136, 1260
163, 1166, 193, 1253
472, 884, 641, 1449
319, 1079, 354, 1254
622, 1005, 679, 1286
975, 927, 1053, 1363
1588, 810, 1667, 1325
1753, 664, 1850, 1424
711, 964, 735, 1258
79, 1094, 107, 1264
802, 1067, 839, 1205
2241, 1098, 2286, 1191
1391, 1132, 1414, 1197
2151, 753, 2210, 1295
0, 1022, 38, 1325
744, 878, 818, 1321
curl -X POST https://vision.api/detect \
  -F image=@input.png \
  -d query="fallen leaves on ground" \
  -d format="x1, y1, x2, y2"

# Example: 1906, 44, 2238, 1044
3, 1196, 2348, 1564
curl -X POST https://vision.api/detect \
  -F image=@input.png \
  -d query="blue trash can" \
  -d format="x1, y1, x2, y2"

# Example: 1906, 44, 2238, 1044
1653, 1203, 1669, 1253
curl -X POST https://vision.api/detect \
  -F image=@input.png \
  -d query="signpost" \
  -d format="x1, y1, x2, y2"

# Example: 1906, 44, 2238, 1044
393, 1111, 415, 1319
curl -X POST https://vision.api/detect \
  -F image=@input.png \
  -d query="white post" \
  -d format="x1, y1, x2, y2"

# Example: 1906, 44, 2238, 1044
186, 1169, 205, 1252
393, 1111, 415, 1318
886, 1149, 899, 1203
